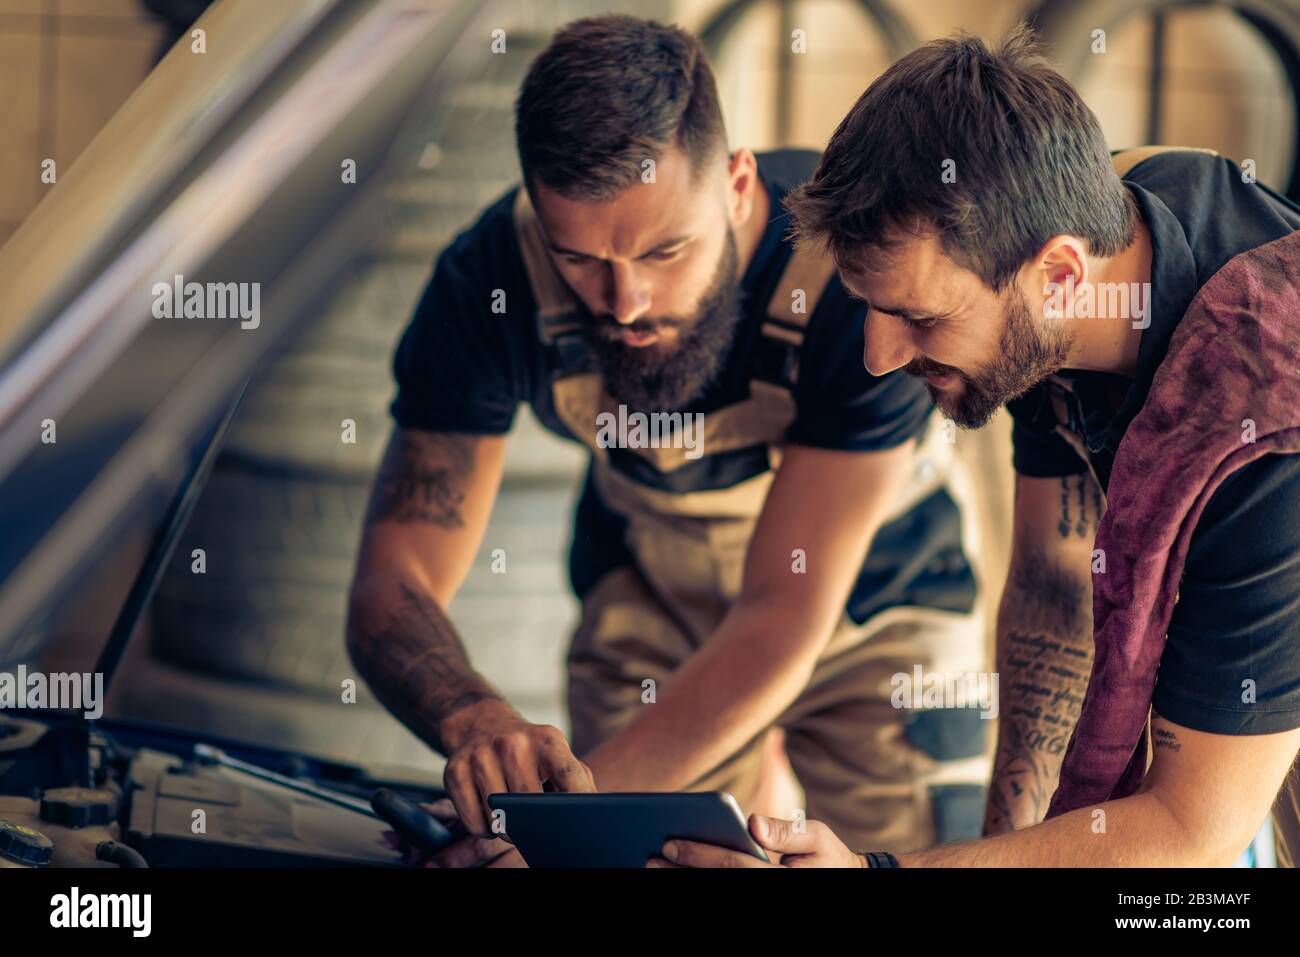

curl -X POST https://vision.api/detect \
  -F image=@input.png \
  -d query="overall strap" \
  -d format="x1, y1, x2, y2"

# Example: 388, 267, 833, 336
512, 187, 592, 374
752, 242, 837, 391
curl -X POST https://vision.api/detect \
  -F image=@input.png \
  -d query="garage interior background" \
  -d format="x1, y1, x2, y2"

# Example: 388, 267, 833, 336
1, 0, 1296, 786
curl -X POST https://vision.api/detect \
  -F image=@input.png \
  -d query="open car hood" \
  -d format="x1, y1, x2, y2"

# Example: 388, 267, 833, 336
0, 0, 481, 665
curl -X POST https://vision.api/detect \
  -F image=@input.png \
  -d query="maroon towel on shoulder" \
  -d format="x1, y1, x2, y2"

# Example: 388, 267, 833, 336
1047, 227, 1300, 817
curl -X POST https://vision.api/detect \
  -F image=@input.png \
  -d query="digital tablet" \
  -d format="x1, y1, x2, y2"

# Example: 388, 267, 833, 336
486, 792, 770, 868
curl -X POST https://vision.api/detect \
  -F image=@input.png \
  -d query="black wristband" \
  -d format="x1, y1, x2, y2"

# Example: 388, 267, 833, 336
863, 851, 900, 868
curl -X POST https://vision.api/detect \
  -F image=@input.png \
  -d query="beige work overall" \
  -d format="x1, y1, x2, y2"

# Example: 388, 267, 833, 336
513, 191, 992, 854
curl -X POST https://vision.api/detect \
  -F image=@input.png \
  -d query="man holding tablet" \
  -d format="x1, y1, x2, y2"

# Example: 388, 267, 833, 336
653, 27, 1300, 869
346, 15, 989, 867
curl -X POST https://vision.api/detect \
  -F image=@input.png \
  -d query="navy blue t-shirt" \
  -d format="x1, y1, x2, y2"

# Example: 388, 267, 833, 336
1008, 152, 1300, 736
390, 149, 976, 618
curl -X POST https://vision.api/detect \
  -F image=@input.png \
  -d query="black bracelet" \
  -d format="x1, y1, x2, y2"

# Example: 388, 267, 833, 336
863, 851, 900, 868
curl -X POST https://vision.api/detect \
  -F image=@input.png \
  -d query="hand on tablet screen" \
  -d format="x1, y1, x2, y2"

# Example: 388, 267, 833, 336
441, 701, 596, 837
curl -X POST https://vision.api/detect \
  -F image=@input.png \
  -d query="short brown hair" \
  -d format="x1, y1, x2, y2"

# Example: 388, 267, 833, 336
515, 15, 727, 202
785, 25, 1135, 290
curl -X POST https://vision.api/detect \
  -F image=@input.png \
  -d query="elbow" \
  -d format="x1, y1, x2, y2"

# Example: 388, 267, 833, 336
344, 570, 452, 673
1146, 787, 1258, 866
1188, 829, 1256, 868
731, 592, 826, 684
1199, 818, 1264, 867
344, 574, 386, 670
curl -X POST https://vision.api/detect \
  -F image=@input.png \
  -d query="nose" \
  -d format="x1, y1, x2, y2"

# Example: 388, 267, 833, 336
606, 261, 652, 325
862, 309, 914, 377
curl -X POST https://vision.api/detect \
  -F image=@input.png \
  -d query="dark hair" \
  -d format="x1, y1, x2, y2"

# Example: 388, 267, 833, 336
515, 15, 727, 201
785, 24, 1135, 290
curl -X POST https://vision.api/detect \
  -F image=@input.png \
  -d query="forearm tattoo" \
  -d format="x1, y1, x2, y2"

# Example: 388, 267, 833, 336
984, 554, 1095, 833
365, 431, 477, 528
350, 581, 499, 755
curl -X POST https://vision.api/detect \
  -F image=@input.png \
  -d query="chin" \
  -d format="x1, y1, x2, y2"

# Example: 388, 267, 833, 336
945, 404, 1001, 431
634, 336, 681, 361
926, 382, 959, 411
932, 386, 998, 431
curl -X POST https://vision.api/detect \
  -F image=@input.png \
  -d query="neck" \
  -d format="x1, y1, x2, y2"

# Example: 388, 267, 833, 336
1063, 215, 1153, 379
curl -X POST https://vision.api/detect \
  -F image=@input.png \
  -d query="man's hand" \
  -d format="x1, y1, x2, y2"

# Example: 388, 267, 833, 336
646, 814, 865, 868
441, 699, 597, 837
421, 797, 526, 869
382, 798, 527, 868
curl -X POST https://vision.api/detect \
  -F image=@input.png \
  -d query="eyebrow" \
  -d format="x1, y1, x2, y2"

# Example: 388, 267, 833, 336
547, 235, 692, 261
871, 303, 943, 321
842, 284, 948, 322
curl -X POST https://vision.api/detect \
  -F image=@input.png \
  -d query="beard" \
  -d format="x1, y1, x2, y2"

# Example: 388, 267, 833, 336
908, 286, 1073, 429
584, 231, 742, 414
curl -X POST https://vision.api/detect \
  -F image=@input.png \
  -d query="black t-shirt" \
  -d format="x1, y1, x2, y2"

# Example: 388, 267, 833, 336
1008, 151, 1300, 735
389, 149, 976, 618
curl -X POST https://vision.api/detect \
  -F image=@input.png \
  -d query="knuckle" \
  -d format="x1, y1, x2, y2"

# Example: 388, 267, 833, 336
443, 756, 467, 785
552, 760, 587, 781
466, 748, 496, 778
495, 731, 532, 761
538, 725, 569, 748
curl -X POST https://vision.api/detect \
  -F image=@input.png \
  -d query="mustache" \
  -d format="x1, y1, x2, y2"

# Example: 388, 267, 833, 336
589, 316, 684, 341
904, 356, 965, 381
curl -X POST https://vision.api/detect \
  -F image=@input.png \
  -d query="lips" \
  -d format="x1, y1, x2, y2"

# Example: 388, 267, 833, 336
619, 328, 660, 348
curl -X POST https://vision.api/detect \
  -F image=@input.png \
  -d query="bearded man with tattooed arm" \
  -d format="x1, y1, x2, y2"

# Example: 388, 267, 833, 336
652, 27, 1300, 870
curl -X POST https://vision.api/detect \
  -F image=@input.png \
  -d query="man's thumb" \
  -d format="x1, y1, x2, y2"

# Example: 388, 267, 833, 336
750, 814, 817, 853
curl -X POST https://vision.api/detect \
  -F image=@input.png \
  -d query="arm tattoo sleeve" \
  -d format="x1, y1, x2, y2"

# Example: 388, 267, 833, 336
350, 430, 500, 752
984, 551, 1095, 833
349, 581, 500, 755
364, 431, 477, 529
